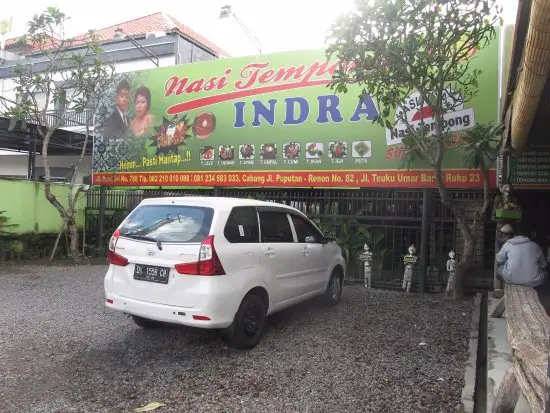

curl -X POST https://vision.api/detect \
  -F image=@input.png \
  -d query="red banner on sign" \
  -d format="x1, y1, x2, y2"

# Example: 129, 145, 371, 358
92, 169, 497, 189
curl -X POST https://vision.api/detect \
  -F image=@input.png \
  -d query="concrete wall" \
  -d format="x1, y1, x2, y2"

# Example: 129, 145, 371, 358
0, 179, 86, 235
0, 55, 177, 107
0, 154, 92, 183
113, 55, 177, 74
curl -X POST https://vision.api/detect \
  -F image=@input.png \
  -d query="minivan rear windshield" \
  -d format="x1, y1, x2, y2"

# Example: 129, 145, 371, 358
119, 205, 214, 243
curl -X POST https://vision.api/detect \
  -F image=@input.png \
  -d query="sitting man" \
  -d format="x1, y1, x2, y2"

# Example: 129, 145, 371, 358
496, 224, 548, 287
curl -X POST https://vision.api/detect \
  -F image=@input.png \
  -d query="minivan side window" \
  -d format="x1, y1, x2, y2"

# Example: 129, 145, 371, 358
224, 207, 259, 243
291, 215, 324, 243
259, 211, 294, 243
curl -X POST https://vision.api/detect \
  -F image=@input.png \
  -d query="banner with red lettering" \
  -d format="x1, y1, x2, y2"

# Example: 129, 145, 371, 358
92, 44, 499, 188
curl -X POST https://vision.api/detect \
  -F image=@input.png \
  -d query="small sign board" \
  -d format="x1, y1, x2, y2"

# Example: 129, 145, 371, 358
509, 147, 550, 188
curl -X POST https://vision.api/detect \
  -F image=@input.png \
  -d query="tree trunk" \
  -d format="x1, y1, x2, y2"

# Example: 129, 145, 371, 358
454, 233, 476, 301
67, 218, 80, 262
38, 127, 72, 262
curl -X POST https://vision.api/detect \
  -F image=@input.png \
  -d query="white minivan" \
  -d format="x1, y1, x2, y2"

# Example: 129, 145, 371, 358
104, 196, 345, 349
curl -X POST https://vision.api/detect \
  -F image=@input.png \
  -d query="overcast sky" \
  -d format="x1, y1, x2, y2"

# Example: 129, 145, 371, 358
2, 0, 519, 57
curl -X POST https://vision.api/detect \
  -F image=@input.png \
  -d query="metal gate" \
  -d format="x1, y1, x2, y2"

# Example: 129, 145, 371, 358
85, 187, 492, 291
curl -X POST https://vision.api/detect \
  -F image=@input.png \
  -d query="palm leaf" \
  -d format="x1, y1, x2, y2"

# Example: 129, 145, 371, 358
461, 122, 504, 171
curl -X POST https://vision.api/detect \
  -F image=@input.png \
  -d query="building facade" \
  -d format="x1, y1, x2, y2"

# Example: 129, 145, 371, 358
0, 12, 227, 182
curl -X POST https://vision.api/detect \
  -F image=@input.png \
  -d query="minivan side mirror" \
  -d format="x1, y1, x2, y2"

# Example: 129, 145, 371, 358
305, 235, 317, 244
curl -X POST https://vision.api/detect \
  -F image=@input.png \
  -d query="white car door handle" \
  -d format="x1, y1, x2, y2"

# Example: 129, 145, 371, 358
303, 245, 311, 256
265, 248, 275, 257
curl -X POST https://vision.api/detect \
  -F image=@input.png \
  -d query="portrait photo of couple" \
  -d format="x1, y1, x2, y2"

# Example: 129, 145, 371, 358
103, 79, 156, 142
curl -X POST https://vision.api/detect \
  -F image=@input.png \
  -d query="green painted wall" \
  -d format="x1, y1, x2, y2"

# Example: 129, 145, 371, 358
0, 179, 86, 235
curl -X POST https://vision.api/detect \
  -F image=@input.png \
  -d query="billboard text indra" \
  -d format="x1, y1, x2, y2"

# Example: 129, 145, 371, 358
92, 42, 499, 188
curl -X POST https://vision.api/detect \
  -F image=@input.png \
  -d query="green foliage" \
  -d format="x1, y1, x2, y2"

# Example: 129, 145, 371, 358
0, 212, 23, 261
0, 211, 18, 235
0, 234, 68, 261
326, 0, 502, 166
363, 227, 387, 270
317, 218, 387, 280
334, 222, 367, 264
10, 241, 24, 254
461, 122, 504, 171
400, 121, 503, 170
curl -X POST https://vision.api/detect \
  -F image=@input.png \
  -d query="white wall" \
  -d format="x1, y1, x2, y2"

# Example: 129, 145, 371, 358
0, 153, 92, 183
1, 54, 178, 180
0, 55, 176, 112
0, 55, 177, 172
0, 77, 17, 105
115, 55, 176, 73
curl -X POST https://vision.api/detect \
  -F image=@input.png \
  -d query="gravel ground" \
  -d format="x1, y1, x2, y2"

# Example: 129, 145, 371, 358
0, 265, 474, 413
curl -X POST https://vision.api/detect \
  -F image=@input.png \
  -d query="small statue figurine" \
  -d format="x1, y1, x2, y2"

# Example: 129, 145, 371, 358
446, 250, 457, 296
359, 243, 374, 289
402, 244, 418, 293
493, 184, 520, 213
501, 184, 519, 210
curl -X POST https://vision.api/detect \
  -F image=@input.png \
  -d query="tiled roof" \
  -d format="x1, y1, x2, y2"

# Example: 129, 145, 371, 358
4, 36, 32, 51
5, 12, 229, 57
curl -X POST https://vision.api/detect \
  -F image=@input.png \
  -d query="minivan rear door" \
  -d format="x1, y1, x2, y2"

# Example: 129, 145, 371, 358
111, 202, 214, 307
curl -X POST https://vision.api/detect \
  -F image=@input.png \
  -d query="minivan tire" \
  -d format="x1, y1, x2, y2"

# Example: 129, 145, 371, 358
132, 315, 162, 329
324, 269, 343, 306
228, 294, 267, 350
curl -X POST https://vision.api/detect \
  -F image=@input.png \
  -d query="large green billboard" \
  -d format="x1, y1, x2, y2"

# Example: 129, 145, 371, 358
92, 40, 499, 188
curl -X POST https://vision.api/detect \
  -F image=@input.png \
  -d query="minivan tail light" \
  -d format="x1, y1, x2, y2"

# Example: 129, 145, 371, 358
108, 249, 129, 266
108, 228, 128, 266
109, 228, 120, 252
175, 235, 225, 276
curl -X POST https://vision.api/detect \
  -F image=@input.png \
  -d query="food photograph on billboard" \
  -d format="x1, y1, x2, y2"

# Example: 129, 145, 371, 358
92, 43, 498, 189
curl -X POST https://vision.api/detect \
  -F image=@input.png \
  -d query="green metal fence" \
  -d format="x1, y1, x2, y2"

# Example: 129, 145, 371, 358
86, 187, 495, 292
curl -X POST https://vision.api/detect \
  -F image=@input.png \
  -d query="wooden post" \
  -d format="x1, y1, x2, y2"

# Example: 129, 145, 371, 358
545, 349, 550, 413
82, 211, 86, 258
493, 221, 504, 298
492, 367, 520, 413
97, 186, 106, 251
494, 149, 510, 298
504, 284, 550, 412
27, 125, 37, 181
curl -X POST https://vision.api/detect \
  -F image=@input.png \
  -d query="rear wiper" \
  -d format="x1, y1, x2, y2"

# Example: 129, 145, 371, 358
122, 234, 163, 250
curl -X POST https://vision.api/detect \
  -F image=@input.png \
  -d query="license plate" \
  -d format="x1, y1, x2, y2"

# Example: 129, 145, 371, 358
133, 264, 170, 284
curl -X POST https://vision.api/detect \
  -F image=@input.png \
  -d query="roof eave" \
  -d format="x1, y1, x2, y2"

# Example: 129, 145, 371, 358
170, 28, 228, 57
502, 0, 532, 119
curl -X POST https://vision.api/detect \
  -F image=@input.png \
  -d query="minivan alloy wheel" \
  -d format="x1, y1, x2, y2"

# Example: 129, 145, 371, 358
243, 305, 260, 336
